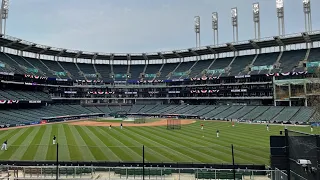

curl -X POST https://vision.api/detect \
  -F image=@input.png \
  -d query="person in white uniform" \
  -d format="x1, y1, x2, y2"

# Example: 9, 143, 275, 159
1, 140, 7, 150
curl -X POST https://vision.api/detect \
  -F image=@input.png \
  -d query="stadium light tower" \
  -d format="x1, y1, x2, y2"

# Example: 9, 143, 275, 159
0, 0, 9, 35
194, 16, 200, 47
253, 3, 261, 40
231, 7, 238, 43
276, 0, 285, 36
212, 12, 218, 46
303, 0, 312, 32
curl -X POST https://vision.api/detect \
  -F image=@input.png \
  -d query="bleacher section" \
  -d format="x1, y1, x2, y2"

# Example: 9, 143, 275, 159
113, 65, 128, 80
0, 104, 314, 126
0, 48, 315, 80
170, 61, 195, 79
307, 48, 320, 62
60, 62, 82, 80
229, 55, 254, 76
0, 90, 50, 101
95, 64, 112, 81
129, 65, 145, 80
159, 63, 178, 79
41, 60, 66, 77
77, 63, 97, 80
250, 52, 279, 75
143, 64, 161, 80
279, 50, 306, 72
189, 59, 213, 77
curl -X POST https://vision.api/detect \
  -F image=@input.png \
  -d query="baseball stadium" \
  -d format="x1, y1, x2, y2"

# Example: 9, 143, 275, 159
0, 0, 319, 179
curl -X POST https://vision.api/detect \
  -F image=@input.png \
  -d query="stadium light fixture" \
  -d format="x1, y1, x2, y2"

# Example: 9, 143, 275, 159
212, 12, 218, 45
302, 0, 312, 32
276, 0, 283, 9
276, 0, 285, 36
0, 0, 9, 35
252, 3, 261, 40
231, 8, 238, 43
194, 16, 200, 47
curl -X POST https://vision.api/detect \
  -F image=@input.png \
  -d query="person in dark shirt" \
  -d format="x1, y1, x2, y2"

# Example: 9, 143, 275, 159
1, 140, 7, 150
53, 135, 56, 145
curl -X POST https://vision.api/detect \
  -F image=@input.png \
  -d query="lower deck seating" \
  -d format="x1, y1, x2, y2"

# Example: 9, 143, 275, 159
0, 104, 314, 125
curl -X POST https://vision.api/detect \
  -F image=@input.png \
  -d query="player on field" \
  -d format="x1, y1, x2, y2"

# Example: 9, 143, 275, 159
1, 140, 7, 150
201, 124, 204, 130
216, 130, 219, 137
53, 135, 56, 145
267, 124, 269, 131
311, 125, 313, 132
120, 123, 123, 129
109, 124, 112, 129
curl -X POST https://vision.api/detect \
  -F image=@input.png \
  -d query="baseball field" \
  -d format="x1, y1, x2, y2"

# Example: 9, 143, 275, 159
0, 118, 316, 165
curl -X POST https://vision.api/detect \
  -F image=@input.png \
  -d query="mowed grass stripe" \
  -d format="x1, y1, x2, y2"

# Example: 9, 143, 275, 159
63, 125, 83, 161
0, 128, 32, 159
74, 126, 108, 161
193, 122, 272, 159
184, 123, 270, 156
118, 127, 198, 163
103, 127, 171, 163
34, 125, 52, 161
0, 129, 21, 141
88, 126, 135, 161
194, 122, 272, 146
68, 125, 96, 161
130, 127, 228, 163
108, 127, 179, 162
21, 126, 46, 160
46, 125, 59, 161
10, 127, 41, 160
173, 124, 268, 164
56, 124, 71, 161
98, 127, 142, 162
144, 126, 234, 163
81, 126, 119, 161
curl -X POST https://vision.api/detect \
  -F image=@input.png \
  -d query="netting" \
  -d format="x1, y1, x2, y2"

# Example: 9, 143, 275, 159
166, 119, 181, 130
287, 130, 319, 180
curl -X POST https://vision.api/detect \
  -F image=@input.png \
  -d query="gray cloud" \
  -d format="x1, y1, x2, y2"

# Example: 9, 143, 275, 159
6, 0, 320, 53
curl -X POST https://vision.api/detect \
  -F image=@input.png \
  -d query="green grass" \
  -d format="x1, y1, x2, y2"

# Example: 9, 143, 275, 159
0, 121, 317, 165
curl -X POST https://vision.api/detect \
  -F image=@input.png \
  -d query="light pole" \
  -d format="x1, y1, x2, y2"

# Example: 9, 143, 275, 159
231, 7, 238, 43
194, 16, 200, 47
276, 0, 285, 36
0, 0, 9, 35
212, 12, 218, 45
253, 3, 261, 40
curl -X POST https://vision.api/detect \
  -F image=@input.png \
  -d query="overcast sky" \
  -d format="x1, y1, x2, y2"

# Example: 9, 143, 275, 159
6, 0, 320, 53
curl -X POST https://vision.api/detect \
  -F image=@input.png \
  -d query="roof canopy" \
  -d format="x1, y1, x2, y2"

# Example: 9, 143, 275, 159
0, 30, 319, 60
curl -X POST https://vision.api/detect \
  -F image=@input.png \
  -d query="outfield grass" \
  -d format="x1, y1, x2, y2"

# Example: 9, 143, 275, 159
0, 120, 317, 165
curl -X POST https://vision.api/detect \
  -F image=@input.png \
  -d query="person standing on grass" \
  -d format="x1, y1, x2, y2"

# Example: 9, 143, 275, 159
53, 135, 56, 145
311, 125, 313, 132
120, 123, 123, 129
109, 124, 112, 129
267, 124, 269, 131
201, 124, 204, 130
1, 140, 7, 150
216, 130, 219, 138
